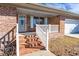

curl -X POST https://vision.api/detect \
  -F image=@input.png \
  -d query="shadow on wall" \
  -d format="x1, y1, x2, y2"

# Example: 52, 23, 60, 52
70, 24, 79, 34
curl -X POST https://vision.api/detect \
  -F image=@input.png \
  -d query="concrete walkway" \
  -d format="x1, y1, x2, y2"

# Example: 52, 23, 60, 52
65, 34, 79, 38
24, 50, 55, 56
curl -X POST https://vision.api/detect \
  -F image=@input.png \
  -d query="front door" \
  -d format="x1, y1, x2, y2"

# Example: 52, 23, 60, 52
18, 16, 25, 32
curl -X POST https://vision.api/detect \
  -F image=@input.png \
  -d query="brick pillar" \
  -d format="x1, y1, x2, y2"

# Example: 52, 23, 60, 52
47, 15, 65, 34
25, 16, 28, 31
58, 16, 65, 34
27, 15, 30, 31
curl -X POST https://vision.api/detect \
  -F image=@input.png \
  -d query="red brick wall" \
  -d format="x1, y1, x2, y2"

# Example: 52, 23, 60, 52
0, 6, 17, 38
58, 16, 65, 34
48, 16, 60, 25
48, 15, 65, 34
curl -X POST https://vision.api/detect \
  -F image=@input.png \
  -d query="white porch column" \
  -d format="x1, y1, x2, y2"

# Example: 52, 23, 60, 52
44, 17, 48, 25
30, 16, 34, 28
49, 24, 51, 33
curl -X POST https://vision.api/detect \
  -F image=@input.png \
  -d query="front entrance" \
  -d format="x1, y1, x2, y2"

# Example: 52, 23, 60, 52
18, 16, 26, 32
18, 15, 48, 32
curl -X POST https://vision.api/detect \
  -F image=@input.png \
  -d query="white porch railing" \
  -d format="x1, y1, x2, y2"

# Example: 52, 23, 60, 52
48, 24, 59, 33
36, 24, 59, 50
36, 24, 47, 48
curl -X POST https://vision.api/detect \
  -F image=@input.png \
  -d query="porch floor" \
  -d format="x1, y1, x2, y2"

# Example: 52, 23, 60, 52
19, 32, 36, 36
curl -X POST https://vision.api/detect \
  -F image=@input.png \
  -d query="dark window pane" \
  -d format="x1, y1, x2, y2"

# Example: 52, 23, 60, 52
21, 20, 24, 25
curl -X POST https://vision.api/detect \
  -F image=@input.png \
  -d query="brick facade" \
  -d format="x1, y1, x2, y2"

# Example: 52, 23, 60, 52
58, 16, 65, 34
0, 6, 17, 38
48, 15, 65, 34
48, 16, 60, 25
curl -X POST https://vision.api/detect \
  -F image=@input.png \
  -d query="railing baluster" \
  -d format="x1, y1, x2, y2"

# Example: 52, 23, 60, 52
8, 33, 10, 44
12, 29, 14, 41
4, 37, 5, 54
0, 26, 16, 55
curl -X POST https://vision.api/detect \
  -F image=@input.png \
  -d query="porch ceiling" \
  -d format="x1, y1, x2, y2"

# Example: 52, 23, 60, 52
17, 8, 58, 17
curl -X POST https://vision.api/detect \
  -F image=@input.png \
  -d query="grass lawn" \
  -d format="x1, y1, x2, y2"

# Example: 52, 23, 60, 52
49, 36, 79, 56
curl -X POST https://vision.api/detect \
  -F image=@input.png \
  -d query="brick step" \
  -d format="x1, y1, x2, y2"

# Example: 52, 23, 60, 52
20, 42, 45, 50
19, 35, 45, 55
24, 35, 45, 50
25, 38, 41, 42
25, 41, 43, 47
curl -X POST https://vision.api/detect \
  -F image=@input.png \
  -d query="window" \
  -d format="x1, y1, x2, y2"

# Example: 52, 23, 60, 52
33, 17, 44, 27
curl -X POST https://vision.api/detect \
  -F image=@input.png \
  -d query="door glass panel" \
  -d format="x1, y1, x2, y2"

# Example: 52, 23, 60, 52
18, 16, 25, 32
21, 20, 24, 25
